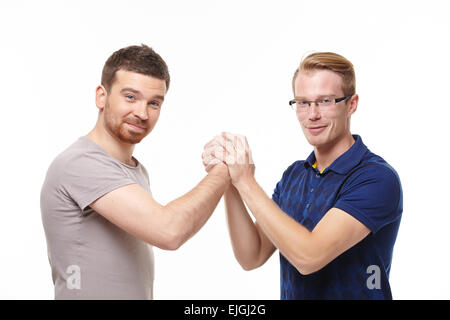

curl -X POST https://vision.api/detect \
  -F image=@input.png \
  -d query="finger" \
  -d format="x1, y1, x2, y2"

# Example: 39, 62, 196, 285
212, 139, 234, 165
217, 134, 236, 165
203, 155, 221, 168
203, 152, 225, 164
205, 158, 223, 172
202, 154, 212, 167
212, 135, 227, 148
220, 132, 252, 166
214, 147, 227, 162
233, 135, 252, 165
243, 136, 254, 164
225, 145, 237, 165
222, 133, 249, 165
222, 132, 247, 152
204, 139, 219, 150
203, 153, 215, 164
204, 145, 226, 160
204, 134, 224, 149
207, 158, 222, 167
220, 132, 238, 159
210, 135, 231, 164
220, 132, 235, 148
204, 142, 221, 153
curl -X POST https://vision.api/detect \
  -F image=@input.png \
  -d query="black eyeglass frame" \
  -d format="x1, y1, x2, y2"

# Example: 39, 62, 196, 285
288, 95, 352, 108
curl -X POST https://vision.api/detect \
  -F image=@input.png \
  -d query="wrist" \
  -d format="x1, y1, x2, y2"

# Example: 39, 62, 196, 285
233, 175, 256, 193
208, 163, 231, 182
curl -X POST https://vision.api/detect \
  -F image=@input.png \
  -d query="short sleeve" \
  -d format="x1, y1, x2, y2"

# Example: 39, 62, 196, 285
60, 152, 136, 211
333, 164, 402, 234
272, 179, 282, 206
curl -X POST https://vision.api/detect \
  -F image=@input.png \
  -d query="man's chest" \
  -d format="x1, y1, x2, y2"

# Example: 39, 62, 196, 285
278, 171, 346, 231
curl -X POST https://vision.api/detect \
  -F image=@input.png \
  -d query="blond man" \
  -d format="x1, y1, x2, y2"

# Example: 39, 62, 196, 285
203, 52, 403, 299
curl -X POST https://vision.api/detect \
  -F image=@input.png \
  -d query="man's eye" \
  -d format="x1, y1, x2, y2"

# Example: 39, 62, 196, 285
299, 101, 309, 106
149, 101, 161, 108
321, 98, 332, 103
126, 95, 135, 101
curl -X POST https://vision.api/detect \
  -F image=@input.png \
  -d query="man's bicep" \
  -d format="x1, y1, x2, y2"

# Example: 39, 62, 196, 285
89, 183, 172, 248
310, 207, 371, 271
333, 165, 402, 234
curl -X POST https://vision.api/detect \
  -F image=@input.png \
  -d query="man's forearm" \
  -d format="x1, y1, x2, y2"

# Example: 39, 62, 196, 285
225, 185, 263, 269
235, 176, 314, 271
164, 164, 230, 248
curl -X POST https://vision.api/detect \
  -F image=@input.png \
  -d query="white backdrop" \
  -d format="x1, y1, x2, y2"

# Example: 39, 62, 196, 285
1, 0, 449, 299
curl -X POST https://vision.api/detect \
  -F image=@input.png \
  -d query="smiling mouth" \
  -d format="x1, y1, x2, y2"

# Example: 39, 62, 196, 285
307, 125, 327, 134
125, 122, 146, 131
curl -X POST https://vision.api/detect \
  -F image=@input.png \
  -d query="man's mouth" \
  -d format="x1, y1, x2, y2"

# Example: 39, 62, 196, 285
125, 122, 146, 131
307, 125, 327, 134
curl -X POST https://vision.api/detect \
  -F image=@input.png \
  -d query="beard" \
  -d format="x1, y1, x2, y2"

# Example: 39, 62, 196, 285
103, 101, 150, 144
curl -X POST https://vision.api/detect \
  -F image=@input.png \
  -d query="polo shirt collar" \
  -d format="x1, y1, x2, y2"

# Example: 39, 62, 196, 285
304, 135, 368, 175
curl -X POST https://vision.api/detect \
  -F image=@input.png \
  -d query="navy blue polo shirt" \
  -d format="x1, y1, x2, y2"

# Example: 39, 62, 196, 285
272, 135, 402, 299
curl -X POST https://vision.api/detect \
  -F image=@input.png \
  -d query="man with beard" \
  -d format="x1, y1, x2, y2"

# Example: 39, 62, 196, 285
41, 44, 230, 299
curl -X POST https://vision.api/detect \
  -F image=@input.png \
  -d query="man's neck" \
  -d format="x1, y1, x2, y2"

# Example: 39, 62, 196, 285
314, 133, 355, 172
87, 126, 137, 167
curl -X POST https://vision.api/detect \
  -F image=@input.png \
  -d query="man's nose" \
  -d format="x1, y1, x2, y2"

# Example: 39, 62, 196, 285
308, 103, 321, 120
134, 102, 149, 120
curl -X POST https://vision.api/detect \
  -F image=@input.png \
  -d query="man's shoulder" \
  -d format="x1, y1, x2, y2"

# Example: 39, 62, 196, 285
48, 137, 92, 171
346, 150, 402, 191
359, 150, 400, 181
45, 136, 118, 181
41, 137, 89, 196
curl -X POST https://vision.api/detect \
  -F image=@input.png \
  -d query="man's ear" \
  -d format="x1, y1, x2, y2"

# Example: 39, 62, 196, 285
95, 85, 108, 111
347, 94, 359, 116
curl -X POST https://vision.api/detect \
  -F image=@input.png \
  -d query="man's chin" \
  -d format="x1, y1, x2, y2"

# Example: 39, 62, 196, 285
122, 137, 144, 144
305, 135, 325, 148
118, 131, 148, 144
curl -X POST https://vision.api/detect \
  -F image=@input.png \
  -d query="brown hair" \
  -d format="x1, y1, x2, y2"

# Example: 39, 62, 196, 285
101, 44, 170, 92
292, 52, 355, 96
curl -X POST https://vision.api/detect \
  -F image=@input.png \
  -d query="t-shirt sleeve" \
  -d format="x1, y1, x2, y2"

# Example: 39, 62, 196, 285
333, 164, 402, 234
60, 152, 137, 211
272, 177, 283, 206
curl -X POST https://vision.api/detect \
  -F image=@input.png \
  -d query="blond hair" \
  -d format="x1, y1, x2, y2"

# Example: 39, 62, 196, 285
292, 52, 355, 96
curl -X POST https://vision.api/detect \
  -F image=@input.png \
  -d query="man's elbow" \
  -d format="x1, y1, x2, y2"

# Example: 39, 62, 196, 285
162, 231, 186, 251
293, 256, 324, 276
154, 209, 188, 251
162, 237, 183, 251
236, 254, 265, 271
240, 262, 259, 271
150, 228, 185, 251
296, 264, 317, 276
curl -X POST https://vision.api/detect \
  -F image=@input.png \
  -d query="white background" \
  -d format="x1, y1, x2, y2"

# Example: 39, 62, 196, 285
1, 0, 449, 299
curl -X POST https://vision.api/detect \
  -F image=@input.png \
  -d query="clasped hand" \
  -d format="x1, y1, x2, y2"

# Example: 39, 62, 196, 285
202, 132, 255, 187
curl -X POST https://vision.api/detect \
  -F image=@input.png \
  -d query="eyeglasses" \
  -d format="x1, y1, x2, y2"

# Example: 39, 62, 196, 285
289, 95, 351, 112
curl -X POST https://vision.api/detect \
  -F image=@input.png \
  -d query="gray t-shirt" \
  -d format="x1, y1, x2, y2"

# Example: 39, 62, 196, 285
40, 136, 154, 299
